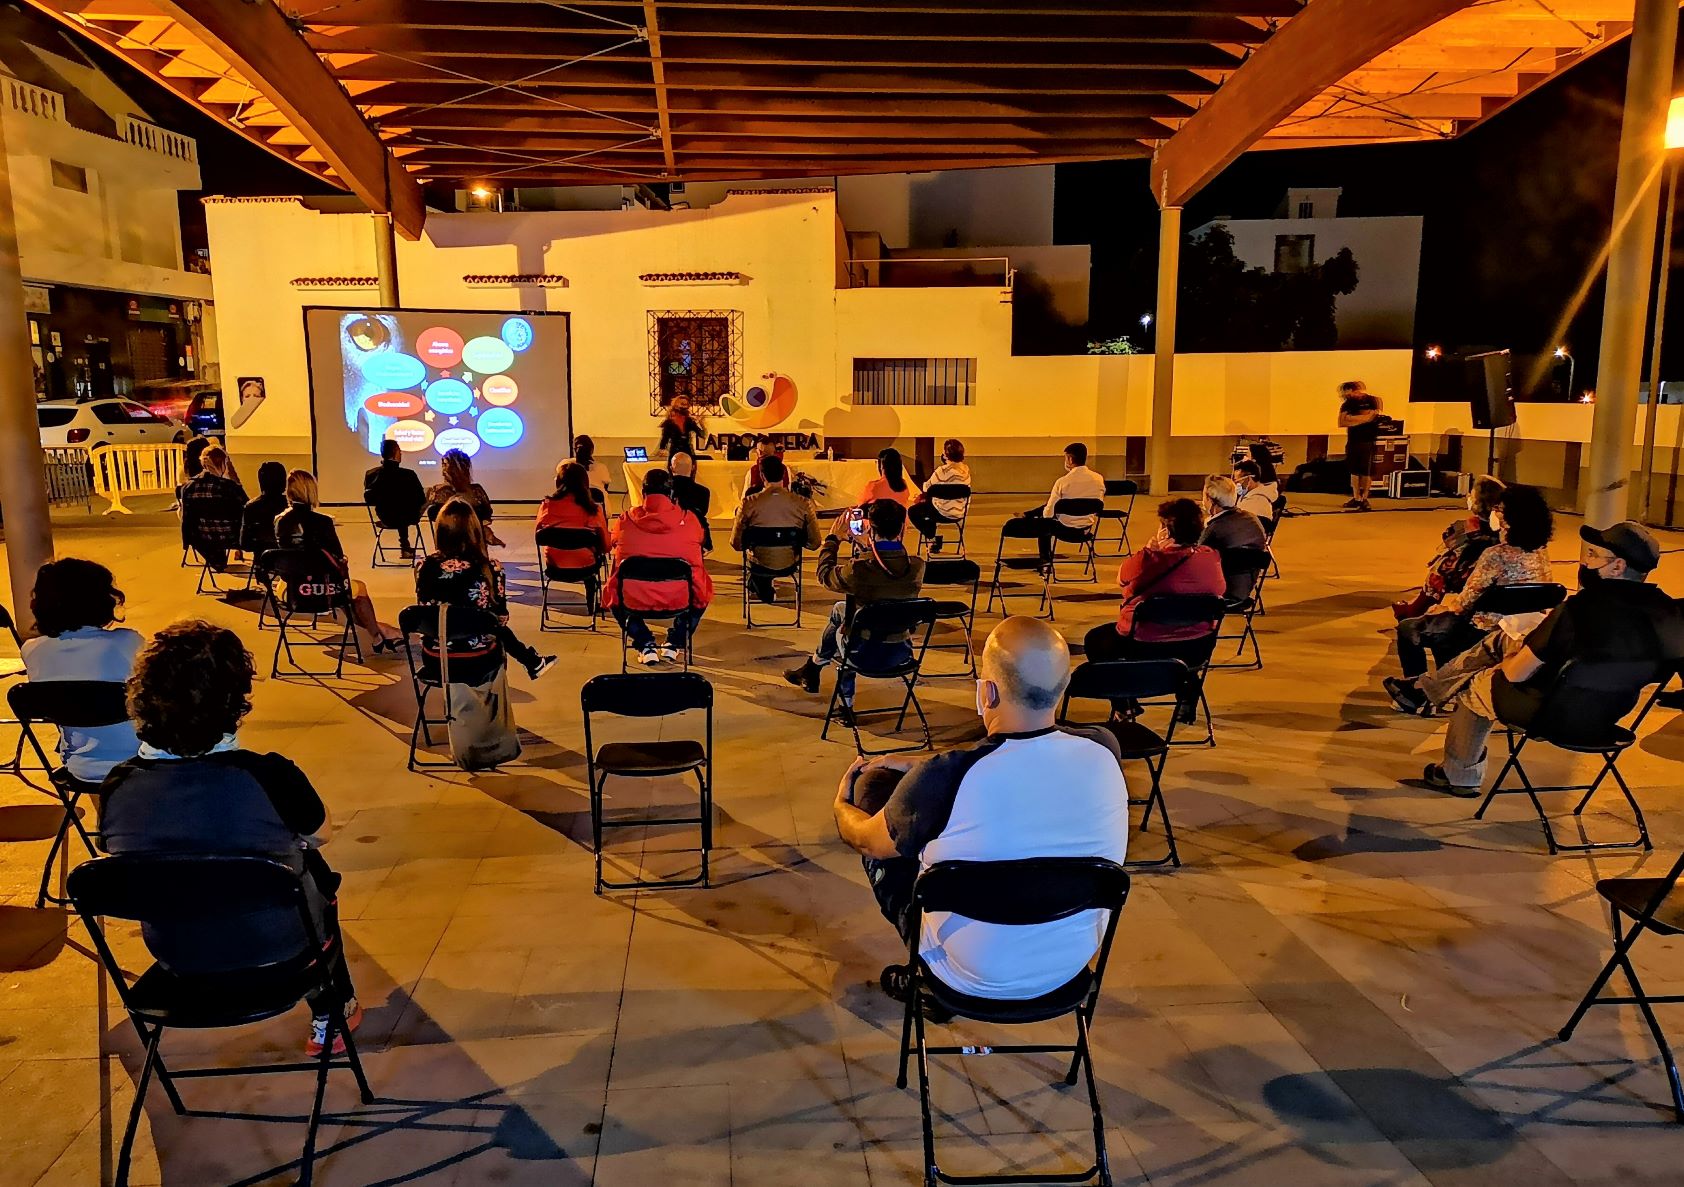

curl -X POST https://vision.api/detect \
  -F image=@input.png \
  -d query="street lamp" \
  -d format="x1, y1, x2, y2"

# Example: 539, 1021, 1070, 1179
1555, 345, 1575, 401
1639, 95, 1684, 522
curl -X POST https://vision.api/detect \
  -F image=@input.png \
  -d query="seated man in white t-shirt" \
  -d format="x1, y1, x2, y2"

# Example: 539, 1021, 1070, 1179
1022, 442, 1107, 566
832, 615, 1129, 1006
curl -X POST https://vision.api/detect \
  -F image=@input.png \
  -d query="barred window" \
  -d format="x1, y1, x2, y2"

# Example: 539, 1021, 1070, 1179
852, 358, 976, 407
649, 311, 741, 413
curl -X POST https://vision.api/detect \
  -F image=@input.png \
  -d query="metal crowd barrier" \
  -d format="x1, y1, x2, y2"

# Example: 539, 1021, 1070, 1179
91, 442, 186, 514
41, 447, 92, 511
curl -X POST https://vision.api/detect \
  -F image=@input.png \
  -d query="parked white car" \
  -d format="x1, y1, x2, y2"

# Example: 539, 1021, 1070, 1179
37, 399, 185, 451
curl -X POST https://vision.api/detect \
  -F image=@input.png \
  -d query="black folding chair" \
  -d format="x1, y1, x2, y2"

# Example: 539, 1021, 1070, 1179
740, 525, 807, 628
1559, 848, 1684, 1122
1122, 595, 1226, 747
1059, 660, 1197, 868
0, 602, 34, 776
396, 603, 504, 771
364, 498, 415, 568
1211, 546, 1272, 671
10, 680, 127, 907
536, 526, 606, 631
1047, 498, 1103, 584
895, 858, 1130, 1187
1264, 495, 1287, 579
582, 672, 714, 893
611, 556, 699, 671
920, 558, 981, 679
1474, 657, 1668, 854
257, 549, 363, 678
184, 531, 235, 595
1095, 479, 1138, 557
823, 598, 939, 756
1470, 581, 1568, 618
67, 854, 375, 1187
918, 483, 972, 557
986, 515, 1053, 620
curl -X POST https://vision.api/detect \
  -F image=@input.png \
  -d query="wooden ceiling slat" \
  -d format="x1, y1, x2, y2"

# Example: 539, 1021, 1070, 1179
403, 134, 1149, 159
391, 117, 1168, 145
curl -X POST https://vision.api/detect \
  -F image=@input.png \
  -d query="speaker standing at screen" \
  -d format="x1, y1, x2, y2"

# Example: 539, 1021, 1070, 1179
1336, 379, 1383, 512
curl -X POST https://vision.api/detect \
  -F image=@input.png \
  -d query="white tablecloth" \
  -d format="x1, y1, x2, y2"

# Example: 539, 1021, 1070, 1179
624, 459, 880, 520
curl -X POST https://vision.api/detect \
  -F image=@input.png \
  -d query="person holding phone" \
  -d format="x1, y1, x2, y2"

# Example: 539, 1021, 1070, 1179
783, 499, 924, 725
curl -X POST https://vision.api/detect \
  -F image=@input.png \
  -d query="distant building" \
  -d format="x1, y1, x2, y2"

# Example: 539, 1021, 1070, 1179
0, 6, 212, 403
1192, 187, 1422, 349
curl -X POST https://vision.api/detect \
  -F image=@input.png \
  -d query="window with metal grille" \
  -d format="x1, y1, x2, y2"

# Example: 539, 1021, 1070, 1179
1274, 234, 1315, 275
50, 161, 87, 193
648, 310, 741, 413
852, 358, 976, 406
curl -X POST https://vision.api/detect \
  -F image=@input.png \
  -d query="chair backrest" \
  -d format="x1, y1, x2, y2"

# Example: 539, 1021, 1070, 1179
9, 679, 130, 729
999, 515, 1050, 541
1530, 657, 1671, 739
1104, 479, 1138, 498
258, 548, 349, 610
1471, 581, 1567, 617
742, 525, 808, 549
1131, 593, 1226, 633
68, 853, 312, 935
913, 857, 1129, 925
1219, 545, 1273, 588
922, 558, 981, 587
582, 671, 713, 718
1052, 497, 1104, 518
397, 602, 502, 645
536, 525, 605, 555
1063, 659, 1191, 707
924, 483, 972, 502
848, 597, 940, 646
617, 555, 692, 585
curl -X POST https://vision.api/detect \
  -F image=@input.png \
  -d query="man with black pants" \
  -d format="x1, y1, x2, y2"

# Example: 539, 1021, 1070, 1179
1423, 521, 1684, 795
1336, 379, 1382, 511
363, 440, 427, 557
1024, 441, 1106, 567
831, 616, 1129, 1010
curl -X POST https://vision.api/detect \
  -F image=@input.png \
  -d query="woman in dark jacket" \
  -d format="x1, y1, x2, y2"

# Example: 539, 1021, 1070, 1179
241, 460, 290, 558
272, 469, 402, 652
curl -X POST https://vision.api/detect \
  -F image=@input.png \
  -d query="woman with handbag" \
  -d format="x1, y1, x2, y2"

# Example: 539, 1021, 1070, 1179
416, 499, 556, 682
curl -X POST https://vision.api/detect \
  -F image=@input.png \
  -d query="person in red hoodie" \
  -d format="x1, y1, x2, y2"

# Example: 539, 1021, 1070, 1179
534, 461, 613, 609
604, 469, 713, 664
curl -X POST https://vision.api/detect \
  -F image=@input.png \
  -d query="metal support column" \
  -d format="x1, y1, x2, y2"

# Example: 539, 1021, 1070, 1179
1586, 0, 1679, 528
0, 110, 53, 631
1148, 205, 1182, 496
374, 214, 400, 308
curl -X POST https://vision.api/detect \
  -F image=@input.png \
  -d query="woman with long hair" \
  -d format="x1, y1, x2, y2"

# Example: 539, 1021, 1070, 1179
572, 434, 611, 496
657, 394, 705, 459
856, 446, 920, 508
426, 448, 501, 545
534, 460, 612, 608
418, 498, 555, 681
273, 469, 403, 652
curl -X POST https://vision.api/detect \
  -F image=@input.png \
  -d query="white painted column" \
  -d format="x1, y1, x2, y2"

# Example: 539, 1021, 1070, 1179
1148, 205, 1182, 495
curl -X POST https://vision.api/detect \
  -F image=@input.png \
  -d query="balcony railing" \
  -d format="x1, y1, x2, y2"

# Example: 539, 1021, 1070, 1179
3, 77, 63, 123
846, 256, 1014, 290
123, 115, 197, 164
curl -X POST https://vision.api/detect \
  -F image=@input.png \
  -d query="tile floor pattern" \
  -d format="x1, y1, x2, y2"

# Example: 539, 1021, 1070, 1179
2, 492, 1683, 1186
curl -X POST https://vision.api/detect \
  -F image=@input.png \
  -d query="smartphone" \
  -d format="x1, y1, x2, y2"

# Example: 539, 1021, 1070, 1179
847, 508, 866, 536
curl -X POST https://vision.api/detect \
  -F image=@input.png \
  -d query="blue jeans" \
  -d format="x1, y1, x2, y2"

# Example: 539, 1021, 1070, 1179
615, 605, 703, 651
814, 601, 913, 704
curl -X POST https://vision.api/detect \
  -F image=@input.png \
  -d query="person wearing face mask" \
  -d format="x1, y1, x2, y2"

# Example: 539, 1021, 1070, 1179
1421, 520, 1684, 796
830, 616, 1128, 1010
1393, 475, 1505, 621
1390, 484, 1554, 692
784, 499, 925, 725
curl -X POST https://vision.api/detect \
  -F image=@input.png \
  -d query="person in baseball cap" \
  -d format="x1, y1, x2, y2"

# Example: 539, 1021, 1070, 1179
1579, 520, 1661, 581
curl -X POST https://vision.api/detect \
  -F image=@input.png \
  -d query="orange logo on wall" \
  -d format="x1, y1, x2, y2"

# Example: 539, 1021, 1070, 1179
721, 374, 797, 428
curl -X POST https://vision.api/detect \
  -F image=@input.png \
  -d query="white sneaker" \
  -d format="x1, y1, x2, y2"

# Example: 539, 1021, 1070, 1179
659, 643, 681, 663
638, 647, 661, 666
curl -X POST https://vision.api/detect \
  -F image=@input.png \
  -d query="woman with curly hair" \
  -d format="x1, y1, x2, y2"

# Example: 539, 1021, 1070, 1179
425, 447, 501, 545
99, 621, 361, 1056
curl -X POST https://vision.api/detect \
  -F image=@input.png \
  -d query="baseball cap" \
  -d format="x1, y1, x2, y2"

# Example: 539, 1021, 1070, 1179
1580, 520, 1661, 572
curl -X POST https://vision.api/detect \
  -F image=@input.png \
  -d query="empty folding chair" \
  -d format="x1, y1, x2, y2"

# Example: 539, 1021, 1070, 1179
582, 672, 713, 893
396, 602, 504, 771
1212, 546, 1273, 670
917, 482, 972, 557
1474, 657, 1669, 854
1559, 848, 1684, 1122
536, 526, 606, 631
68, 854, 375, 1187
612, 555, 699, 670
1059, 659, 1198, 868
9, 679, 126, 907
894, 857, 1130, 1187
1123, 594, 1227, 747
258, 549, 363, 678
986, 515, 1053, 619
1047, 497, 1103, 584
920, 558, 981, 679
822, 598, 940, 756
1094, 478, 1138, 557
740, 525, 807, 628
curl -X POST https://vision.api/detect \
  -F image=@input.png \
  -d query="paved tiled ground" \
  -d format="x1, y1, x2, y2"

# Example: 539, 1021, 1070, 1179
2, 491, 1683, 1186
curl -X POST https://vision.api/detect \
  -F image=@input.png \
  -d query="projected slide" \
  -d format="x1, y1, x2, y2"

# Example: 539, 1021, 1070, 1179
305, 307, 571, 504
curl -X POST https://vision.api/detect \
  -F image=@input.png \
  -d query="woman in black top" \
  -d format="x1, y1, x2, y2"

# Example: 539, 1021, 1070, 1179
241, 459, 289, 558
100, 621, 361, 1057
272, 469, 403, 652
425, 448, 500, 545
657, 394, 705, 459
416, 498, 554, 682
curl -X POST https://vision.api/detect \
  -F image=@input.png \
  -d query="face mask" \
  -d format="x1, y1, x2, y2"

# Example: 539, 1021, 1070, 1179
1578, 562, 1608, 588
1489, 509, 1505, 535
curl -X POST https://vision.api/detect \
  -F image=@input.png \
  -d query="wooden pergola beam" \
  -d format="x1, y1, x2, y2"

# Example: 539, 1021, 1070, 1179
1150, 0, 1477, 208
642, 1, 677, 176
158, 0, 427, 238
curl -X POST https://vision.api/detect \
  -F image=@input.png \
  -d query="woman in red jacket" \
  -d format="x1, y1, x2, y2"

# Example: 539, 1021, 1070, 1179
1084, 497, 1225, 666
603, 469, 713, 664
534, 461, 612, 607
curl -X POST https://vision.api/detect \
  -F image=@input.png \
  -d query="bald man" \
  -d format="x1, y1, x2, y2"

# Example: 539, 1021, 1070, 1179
833, 616, 1130, 1006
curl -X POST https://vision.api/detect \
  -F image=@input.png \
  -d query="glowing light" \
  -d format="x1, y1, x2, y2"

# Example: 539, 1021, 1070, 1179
1140, 313, 1153, 328
1580, 391, 1596, 404
1424, 345, 1442, 360
1668, 96, 1684, 151
1554, 346, 1569, 359
471, 186, 492, 200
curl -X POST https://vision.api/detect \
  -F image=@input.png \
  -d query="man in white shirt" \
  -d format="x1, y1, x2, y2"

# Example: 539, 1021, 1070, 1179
832, 616, 1129, 1005
1024, 442, 1107, 565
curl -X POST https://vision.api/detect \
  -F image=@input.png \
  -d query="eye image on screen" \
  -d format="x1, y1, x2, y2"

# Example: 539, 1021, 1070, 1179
306, 307, 571, 504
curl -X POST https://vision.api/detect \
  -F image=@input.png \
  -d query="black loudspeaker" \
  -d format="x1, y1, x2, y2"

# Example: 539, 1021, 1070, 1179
1469, 351, 1516, 430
